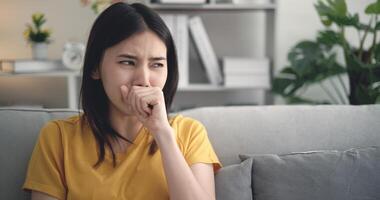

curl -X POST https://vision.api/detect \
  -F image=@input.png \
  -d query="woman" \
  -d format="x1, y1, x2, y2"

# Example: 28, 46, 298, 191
22, 2, 221, 200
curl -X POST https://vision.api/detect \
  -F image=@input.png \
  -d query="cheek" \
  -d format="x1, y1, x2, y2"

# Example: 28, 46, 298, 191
152, 70, 168, 88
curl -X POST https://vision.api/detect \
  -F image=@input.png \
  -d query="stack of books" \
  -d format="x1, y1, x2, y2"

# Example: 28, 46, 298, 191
223, 57, 270, 89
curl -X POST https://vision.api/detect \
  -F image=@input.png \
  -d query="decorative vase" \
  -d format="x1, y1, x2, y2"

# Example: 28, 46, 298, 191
32, 42, 48, 60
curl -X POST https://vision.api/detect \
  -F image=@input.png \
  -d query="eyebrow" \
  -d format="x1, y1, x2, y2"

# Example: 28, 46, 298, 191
117, 54, 166, 61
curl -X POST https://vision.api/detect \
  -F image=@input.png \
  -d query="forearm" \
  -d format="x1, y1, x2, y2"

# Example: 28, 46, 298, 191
154, 127, 214, 200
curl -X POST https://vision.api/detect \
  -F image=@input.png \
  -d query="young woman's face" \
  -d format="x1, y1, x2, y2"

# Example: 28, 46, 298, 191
92, 30, 168, 115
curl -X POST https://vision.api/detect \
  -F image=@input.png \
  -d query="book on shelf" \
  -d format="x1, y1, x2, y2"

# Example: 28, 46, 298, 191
188, 30, 209, 84
0, 59, 65, 74
188, 16, 223, 86
160, 14, 189, 88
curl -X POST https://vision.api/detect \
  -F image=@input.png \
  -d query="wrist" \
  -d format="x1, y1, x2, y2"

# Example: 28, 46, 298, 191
153, 125, 176, 146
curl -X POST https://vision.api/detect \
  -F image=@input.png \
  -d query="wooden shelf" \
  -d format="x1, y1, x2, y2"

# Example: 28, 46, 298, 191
149, 3, 276, 12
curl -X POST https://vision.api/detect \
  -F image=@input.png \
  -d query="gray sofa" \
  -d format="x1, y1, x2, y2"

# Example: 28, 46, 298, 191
1, 105, 380, 200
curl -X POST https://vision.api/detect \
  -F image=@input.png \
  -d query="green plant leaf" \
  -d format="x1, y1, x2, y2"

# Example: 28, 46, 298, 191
365, 0, 380, 14
338, 13, 359, 27
288, 41, 323, 75
25, 12, 51, 43
317, 30, 343, 49
374, 43, 380, 63
327, 13, 359, 27
272, 67, 308, 96
315, 0, 347, 26
272, 77, 294, 95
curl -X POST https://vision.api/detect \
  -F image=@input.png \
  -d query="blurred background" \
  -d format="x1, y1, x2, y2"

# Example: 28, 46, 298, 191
0, 0, 378, 111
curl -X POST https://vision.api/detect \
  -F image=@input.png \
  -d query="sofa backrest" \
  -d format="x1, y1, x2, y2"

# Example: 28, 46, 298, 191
1, 105, 380, 199
179, 105, 380, 166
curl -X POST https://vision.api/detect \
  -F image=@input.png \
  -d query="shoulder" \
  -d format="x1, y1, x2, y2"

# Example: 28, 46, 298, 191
38, 114, 83, 141
169, 114, 206, 131
169, 114, 208, 142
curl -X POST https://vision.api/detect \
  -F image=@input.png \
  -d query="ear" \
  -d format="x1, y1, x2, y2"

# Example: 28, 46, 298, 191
91, 68, 100, 80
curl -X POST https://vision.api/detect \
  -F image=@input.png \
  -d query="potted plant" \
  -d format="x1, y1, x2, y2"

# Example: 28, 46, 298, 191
272, 0, 380, 105
23, 13, 52, 60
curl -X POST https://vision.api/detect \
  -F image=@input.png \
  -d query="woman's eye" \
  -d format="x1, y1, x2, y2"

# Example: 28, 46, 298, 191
152, 63, 164, 68
119, 60, 135, 65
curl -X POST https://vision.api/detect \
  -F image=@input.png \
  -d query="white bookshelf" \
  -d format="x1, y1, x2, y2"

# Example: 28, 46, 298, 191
154, 1, 277, 110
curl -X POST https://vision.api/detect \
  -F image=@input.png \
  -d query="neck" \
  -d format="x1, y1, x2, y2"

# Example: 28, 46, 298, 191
109, 105, 143, 142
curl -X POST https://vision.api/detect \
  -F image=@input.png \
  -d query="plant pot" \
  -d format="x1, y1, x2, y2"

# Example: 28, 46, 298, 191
32, 42, 48, 60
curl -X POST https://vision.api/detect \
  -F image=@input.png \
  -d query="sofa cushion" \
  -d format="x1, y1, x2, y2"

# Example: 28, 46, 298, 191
240, 146, 380, 200
215, 157, 253, 200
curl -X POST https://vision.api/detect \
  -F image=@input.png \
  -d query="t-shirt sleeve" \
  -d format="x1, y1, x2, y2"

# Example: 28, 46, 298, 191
180, 118, 222, 173
22, 121, 66, 200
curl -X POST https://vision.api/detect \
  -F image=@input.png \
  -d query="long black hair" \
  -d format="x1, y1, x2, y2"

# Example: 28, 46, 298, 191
79, 2, 178, 168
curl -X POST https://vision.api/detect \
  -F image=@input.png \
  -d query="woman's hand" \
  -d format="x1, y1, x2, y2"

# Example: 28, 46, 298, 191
120, 85, 171, 135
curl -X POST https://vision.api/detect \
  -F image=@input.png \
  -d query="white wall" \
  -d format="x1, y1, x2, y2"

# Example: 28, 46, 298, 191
0, 0, 375, 107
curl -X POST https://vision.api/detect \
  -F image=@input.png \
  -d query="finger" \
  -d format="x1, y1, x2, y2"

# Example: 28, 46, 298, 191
120, 85, 129, 102
141, 97, 153, 115
141, 94, 160, 111
133, 87, 157, 108
131, 87, 149, 118
121, 85, 134, 111
132, 85, 152, 93
135, 91, 148, 118
128, 88, 138, 115
137, 90, 158, 114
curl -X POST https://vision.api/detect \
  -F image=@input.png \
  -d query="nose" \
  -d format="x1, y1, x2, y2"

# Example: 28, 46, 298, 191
133, 65, 150, 87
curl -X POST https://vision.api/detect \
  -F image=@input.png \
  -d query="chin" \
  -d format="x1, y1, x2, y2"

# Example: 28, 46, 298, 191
109, 101, 133, 117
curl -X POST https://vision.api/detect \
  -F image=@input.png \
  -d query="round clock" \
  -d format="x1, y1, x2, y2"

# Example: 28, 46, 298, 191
62, 42, 85, 70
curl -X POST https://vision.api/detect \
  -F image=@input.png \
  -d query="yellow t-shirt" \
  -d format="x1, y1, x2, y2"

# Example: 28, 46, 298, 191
22, 114, 222, 200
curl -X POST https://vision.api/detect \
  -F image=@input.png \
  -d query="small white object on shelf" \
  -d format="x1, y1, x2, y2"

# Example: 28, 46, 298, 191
62, 42, 85, 71
223, 57, 269, 74
223, 57, 270, 89
188, 16, 223, 86
225, 75, 270, 89
0, 59, 65, 74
